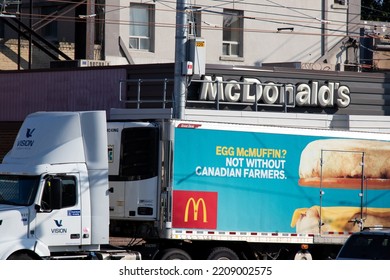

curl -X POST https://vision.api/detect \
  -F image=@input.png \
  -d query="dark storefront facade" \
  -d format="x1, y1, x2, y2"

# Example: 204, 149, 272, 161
0, 63, 390, 160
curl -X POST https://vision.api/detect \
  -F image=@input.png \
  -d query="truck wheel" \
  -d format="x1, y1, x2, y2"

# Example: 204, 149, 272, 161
294, 250, 312, 260
7, 252, 35, 260
160, 248, 192, 260
207, 247, 239, 260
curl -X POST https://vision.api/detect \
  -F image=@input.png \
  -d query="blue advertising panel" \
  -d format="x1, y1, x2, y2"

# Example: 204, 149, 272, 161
172, 124, 390, 234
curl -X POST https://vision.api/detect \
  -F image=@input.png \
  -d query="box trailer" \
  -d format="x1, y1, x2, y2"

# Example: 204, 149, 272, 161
107, 110, 390, 260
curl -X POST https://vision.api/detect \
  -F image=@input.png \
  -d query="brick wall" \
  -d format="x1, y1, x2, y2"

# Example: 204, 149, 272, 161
0, 39, 101, 70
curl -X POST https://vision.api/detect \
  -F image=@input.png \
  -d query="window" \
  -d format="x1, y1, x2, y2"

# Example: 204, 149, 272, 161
129, 3, 154, 51
0, 175, 40, 206
61, 177, 77, 208
222, 9, 243, 56
41, 176, 77, 210
119, 127, 159, 180
332, 0, 348, 10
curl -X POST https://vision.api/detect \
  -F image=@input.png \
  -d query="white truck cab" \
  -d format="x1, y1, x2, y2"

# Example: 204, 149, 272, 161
0, 111, 138, 260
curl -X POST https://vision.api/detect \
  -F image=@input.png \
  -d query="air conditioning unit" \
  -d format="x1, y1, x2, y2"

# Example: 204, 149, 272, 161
301, 63, 336, 71
78, 60, 110, 67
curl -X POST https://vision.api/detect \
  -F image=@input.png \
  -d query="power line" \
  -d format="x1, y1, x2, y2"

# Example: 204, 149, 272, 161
2, 0, 363, 39
1, 0, 386, 61
4, 0, 354, 26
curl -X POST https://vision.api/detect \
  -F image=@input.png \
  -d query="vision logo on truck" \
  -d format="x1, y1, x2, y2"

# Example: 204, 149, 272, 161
172, 190, 217, 229
17, 128, 35, 147
51, 219, 67, 234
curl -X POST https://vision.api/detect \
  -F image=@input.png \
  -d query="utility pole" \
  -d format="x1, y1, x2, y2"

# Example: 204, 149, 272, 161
28, 0, 32, 69
75, 0, 95, 60
86, 0, 95, 60
173, 0, 188, 119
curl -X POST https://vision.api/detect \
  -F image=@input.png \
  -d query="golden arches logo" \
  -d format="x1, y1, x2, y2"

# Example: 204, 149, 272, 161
184, 197, 208, 223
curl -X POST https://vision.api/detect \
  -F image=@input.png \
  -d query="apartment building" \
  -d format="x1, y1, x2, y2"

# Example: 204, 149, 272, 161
105, 0, 360, 71
0, 0, 365, 70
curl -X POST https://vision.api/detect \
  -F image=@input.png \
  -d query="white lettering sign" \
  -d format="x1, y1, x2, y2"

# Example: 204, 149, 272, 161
199, 76, 351, 108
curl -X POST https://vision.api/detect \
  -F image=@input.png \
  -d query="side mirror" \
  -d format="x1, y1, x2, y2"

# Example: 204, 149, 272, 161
46, 178, 62, 209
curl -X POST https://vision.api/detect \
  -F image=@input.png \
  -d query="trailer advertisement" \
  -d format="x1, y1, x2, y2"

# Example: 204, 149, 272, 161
172, 123, 390, 234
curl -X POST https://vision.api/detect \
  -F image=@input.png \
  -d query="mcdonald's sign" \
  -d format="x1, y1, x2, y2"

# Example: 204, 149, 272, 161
172, 190, 217, 229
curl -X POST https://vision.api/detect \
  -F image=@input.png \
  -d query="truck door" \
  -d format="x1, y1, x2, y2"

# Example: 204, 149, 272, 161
34, 175, 82, 246
108, 122, 160, 222
319, 150, 366, 233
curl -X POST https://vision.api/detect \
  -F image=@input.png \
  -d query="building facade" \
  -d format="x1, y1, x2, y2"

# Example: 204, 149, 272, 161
0, 63, 390, 161
105, 0, 357, 71
0, 0, 373, 71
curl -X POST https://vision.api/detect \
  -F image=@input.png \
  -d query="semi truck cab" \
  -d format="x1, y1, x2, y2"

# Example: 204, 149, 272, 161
0, 111, 111, 260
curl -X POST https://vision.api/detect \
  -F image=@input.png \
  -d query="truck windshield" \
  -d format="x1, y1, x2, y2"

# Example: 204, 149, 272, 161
0, 175, 40, 206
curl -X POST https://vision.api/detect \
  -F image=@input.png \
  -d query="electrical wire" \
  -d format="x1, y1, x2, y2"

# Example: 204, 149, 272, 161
9, 0, 381, 31
0, 0, 367, 37
1, 0, 389, 63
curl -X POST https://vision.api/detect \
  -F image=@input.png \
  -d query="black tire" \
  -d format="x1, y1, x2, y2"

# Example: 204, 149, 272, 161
160, 248, 192, 260
7, 252, 35, 260
207, 247, 239, 260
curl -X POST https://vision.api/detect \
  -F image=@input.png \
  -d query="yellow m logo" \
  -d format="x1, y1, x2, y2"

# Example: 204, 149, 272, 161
184, 197, 208, 223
